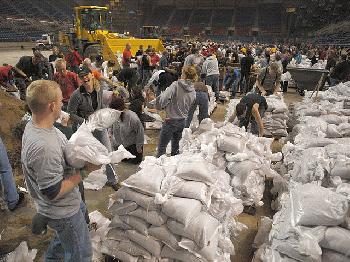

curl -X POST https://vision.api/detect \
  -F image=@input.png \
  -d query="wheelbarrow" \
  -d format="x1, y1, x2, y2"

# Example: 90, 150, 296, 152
287, 67, 329, 96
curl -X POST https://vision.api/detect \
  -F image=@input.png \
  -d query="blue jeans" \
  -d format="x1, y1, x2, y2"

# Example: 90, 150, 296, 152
205, 74, 220, 100
0, 135, 19, 210
92, 129, 118, 186
239, 109, 265, 135
157, 119, 185, 157
44, 202, 93, 262
185, 91, 209, 128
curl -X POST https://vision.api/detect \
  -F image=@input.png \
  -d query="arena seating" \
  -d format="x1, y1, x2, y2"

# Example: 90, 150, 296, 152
168, 9, 192, 27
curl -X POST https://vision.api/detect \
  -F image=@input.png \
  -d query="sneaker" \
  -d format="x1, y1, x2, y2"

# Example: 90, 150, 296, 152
9, 192, 25, 211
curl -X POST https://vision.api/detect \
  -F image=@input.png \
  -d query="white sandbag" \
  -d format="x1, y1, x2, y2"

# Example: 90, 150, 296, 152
115, 187, 160, 211
122, 165, 165, 195
253, 217, 273, 248
101, 243, 138, 262
148, 225, 181, 251
162, 197, 202, 227
319, 227, 350, 257
321, 248, 350, 262
174, 158, 214, 184
320, 114, 344, 125
167, 211, 220, 249
326, 124, 342, 138
330, 155, 350, 179
86, 108, 121, 131
160, 245, 201, 262
119, 215, 150, 235
290, 183, 348, 226
179, 230, 219, 262
109, 216, 132, 230
126, 230, 163, 257
217, 135, 246, 154
227, 160, 257, 184
325, 143, 350, 158
173, 181, 212, 207
108, 200, 138, 215
106, 228, 129, 241
5, 241, 37, 262
128, 207, 167, 226
104, 238, 152, 259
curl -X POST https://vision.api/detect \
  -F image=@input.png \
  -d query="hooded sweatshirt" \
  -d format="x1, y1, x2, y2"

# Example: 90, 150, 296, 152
201, 55, 219, 76
156, 79, 196, 120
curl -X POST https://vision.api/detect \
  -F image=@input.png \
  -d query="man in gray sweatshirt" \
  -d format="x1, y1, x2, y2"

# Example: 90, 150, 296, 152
201, 49, 220, 101
156, 66, 197, 157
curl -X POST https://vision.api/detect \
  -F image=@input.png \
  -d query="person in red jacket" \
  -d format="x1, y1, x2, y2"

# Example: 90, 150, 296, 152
54, 59, 82, 112
122, 43, 133, 68
0, 65, 17, 92
65, 46, 83, 74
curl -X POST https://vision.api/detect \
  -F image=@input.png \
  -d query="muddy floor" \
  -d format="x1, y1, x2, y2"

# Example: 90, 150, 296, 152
0, 44, 304, 261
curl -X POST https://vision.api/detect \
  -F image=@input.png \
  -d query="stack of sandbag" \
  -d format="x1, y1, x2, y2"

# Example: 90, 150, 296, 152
263, 94, 289, 137
253, 182, 350, 262
180, 119, 282, 207
225, 93, 289, 137
102, 153, 245, 262
219, 90, 231, 102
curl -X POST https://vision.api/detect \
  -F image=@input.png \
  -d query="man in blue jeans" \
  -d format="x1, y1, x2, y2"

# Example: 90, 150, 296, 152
156, 66, 196, 157
185, 81, 209, 128
22, 80, 101, 261
201, 49, 220, 101
0, 133, 24, 211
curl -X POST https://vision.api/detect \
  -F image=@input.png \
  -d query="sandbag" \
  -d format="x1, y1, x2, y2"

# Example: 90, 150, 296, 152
319, 227, 350, 257
173, 181, 212, 207
217, 135, 245, 154
167, 211, 220, 249
290, 183, 348, 226
122, 165, 165, 195
128, 207, 167, 226
109, 216, 132, 230
108, 200, 138, 216
106, 228, 129, 241
115, 187, 160, 211
119, 215, 150, 235
101, 242, 138, 262
321, 248, 350, 262
126, 230, 163, 257
148, 225, 181, 251
104, 238, 152, 259
161, 197, 202, 227
160, 245, 201, 262
174, 159, 214, 184
253, 217, 273, 248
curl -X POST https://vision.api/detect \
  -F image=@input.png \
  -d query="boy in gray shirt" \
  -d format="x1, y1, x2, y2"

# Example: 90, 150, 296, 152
22, 80, 101, 261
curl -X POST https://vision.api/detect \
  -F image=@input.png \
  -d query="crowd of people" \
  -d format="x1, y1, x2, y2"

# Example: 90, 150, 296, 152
1, 40, 350, 260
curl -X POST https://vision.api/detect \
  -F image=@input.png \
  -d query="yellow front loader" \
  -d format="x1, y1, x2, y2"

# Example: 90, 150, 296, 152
59, 6, 165, 69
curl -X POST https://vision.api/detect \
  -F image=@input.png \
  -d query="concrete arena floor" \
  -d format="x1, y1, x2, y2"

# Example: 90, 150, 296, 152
0, 43, 304, 261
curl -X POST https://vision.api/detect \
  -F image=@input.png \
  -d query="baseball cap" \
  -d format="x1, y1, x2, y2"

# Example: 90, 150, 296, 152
78, 66, 92, 77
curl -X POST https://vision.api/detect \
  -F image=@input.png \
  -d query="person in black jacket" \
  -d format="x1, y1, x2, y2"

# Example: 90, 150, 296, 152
330, 54, 350, 87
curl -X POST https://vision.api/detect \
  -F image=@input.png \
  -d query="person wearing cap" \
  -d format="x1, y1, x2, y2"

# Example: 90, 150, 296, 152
13, 52, 44, 100
201, 49, 220, 101
256, 62, 282, 96
65, 46, 83, 74
68, 66, 120, 190
91, 54, 109, 91
53, 58, 82, 112
156, 66, 197, 157
185, 81, 209, 128
109, 97, 145, 164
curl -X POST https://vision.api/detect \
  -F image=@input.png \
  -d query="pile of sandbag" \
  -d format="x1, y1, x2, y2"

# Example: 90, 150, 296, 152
179, 119, 282, 206
102, 153, 245, 261
253, 182, 350, 262
225, 93, 289, 137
